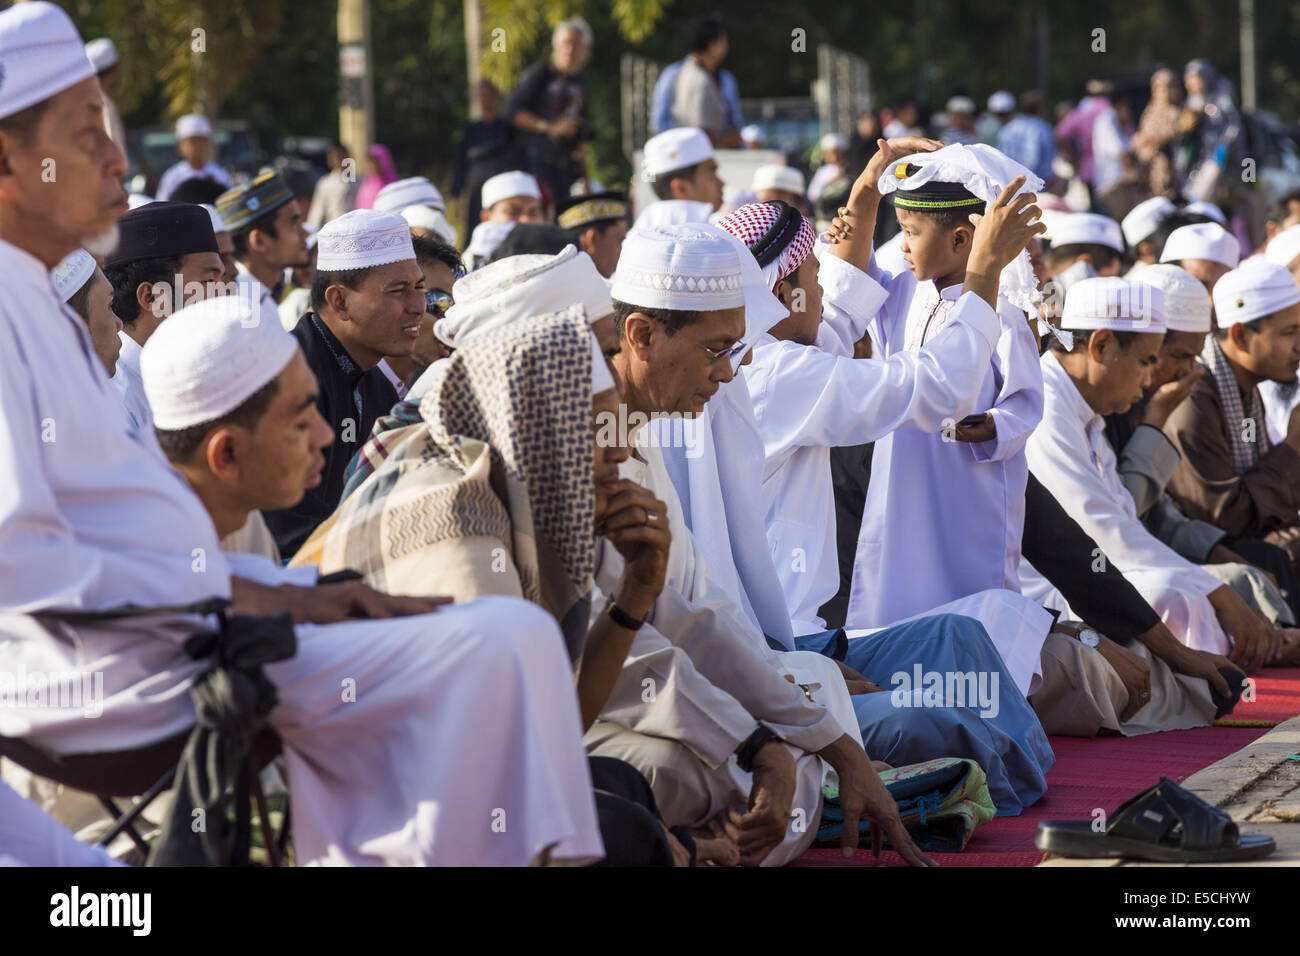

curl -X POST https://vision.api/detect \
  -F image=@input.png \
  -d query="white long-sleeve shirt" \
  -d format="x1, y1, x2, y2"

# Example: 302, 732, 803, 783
747, 253, 1002, 634
108, 332, 153, 437
848, 266, 1044, 627
1026, 352, 1222, 596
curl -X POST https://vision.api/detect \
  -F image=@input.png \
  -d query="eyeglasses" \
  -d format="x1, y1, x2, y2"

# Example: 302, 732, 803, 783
648, 315, 746, 366
425, 289, 453, 316
680, 331, 748, 366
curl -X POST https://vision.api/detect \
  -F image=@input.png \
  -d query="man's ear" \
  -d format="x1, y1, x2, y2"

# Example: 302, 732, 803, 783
668, 176, 693, 202
323, 282, 348, 317
1087, 328, 1113, 363
772, 277, 794, 309
135, 280, 166, 318
624, 311, 655, 358
1227, 322, 1250, 350
579, 225, 598, 256
203, 427, 242, 483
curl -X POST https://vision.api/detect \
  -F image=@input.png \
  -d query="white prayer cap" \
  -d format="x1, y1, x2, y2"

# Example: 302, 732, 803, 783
1212, 260, 1300, 327
611, 222, 787, 368
987, 90, 1016, 114
141, 295, 299, 432
374, 176, 446, 215
1062, 276, 1166, 334
1121, 196, 1176, 248
612, 223, 745, 312
1264, 224, 1300, 270
1160, 222, 1240, 268
642, 127, 714, 179
946, 96, 975, 115
50, 249, 96, 303
315, 209, 415, 272
819, 133, 847, 152
200, 203, 227, 235
1051, 213, 1125, 254
84, 37, 118, 72
175, 114, 212, 139
465, 220, 515, 263
1185, 200, 1227, 225
480, 170, 541, 210
740, 124, 764, 146
127, 192, 154, 210
436, 245, 612, 348
401, 204, 458, 245
0, 1, 96, 120
1130, 264, 1212, 333
751, 164, 805, 196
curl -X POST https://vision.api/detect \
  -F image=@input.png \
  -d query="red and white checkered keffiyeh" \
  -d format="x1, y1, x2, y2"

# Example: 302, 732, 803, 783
716, 202, 817, 290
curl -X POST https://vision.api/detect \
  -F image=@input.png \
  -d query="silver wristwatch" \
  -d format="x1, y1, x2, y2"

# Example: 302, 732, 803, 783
1078, 627, 1100, 649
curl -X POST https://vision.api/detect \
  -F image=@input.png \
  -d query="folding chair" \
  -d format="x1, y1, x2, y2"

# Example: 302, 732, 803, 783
0, 726, 288, 865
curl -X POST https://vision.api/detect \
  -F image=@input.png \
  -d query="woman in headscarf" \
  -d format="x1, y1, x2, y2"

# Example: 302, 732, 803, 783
354, 143, 398, 209
1132, 67, 1182, 198
296, 310, 739, 865
1176, 59, 1243, 203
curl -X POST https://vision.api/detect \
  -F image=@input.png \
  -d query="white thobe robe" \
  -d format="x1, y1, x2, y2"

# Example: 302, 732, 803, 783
235, 261, 286, 332
849, 271, 1044, 626
155, 160, 232, 201
108, 333, 153, 437
0, 238, 601, 866
747, 253, 1002, 634
1022, 353, 1231, 654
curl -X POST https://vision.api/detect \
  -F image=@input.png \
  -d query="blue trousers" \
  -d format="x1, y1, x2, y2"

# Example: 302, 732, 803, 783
796, 614, 1053, 815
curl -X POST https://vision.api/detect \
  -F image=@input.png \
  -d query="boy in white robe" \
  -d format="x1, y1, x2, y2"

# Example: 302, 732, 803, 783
848, 144, 1046, 627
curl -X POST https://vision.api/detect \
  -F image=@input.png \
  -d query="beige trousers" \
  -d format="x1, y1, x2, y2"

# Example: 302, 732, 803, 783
585, 721, 826, 867
1030, 633, 1217, 737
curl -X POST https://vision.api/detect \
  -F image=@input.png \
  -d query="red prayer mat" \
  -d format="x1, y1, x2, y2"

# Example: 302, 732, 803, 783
791, 668, 1300, 867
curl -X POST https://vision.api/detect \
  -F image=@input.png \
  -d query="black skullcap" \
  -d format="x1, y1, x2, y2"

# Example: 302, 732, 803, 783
488, 223, 579, 262
104, 201, 218, 268
889, 164, 986, 213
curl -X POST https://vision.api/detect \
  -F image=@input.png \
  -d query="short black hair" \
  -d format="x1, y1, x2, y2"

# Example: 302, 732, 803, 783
167, 176, 228, 206
105, 255, 183, 325
1214, 322, 1260, 342
310, 266, 372, 314
1020, 90, 1045, 116
1046, 242, 1122, 274
65, 272, 99, 323
650, 162, 703, 201
1049, 328, 1144, 354
689, 14, 726, 53
154, 376, 281, 464
231, 219, 281, 259
411, 233, 464, 276
612, 299, 702, 338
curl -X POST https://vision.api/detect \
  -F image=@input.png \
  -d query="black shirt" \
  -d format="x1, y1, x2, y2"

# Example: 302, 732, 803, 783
262, 312, 398, 557
504, 63, 590, 172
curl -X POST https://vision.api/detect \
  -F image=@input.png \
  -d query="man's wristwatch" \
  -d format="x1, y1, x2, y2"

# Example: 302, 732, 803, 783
735, 722, 783, 773
1078, 627, 1101, 649
605, 597, 645, 631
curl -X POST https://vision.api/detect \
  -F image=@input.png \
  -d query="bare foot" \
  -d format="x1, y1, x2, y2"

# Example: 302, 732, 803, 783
686, 818, 741, 866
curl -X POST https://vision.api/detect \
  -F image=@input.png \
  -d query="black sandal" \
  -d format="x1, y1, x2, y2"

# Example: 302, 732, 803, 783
1035, 776, 1275, 863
